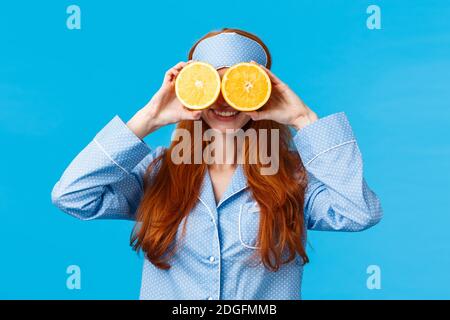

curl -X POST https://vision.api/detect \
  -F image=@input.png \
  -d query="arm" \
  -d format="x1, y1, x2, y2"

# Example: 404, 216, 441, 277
51, 116, 163, 220
247, 63, 382, 231
52, 61, 201, 220
294, 112, 383, 231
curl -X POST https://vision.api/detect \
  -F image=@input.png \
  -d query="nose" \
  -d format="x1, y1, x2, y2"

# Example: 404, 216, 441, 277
215, 93, 226, 106
212, 95, 232, 111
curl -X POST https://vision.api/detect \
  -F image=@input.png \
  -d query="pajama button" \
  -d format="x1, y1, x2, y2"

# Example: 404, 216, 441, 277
209, 256, 215, 263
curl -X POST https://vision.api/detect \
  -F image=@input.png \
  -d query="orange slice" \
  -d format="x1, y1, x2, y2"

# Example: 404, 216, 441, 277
221, 63, 272, 111
175, 62, 221, 110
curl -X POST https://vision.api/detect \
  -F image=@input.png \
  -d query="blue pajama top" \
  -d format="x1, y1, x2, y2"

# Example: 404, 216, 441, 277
51, 112, 382, 300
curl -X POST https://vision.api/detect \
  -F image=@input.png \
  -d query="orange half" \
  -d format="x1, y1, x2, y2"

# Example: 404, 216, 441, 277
175, 62, 221, 110
221, 63, 272, 111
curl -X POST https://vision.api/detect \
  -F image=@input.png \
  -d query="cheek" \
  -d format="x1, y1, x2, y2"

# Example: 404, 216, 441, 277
200, 110, 213, 127
237, 113, 251, 127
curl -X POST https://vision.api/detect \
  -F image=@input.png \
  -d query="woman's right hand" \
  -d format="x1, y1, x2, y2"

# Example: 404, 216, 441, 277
127, 61, 202, 139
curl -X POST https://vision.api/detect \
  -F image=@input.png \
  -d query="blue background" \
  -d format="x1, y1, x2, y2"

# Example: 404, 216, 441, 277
1, 0, 449, 299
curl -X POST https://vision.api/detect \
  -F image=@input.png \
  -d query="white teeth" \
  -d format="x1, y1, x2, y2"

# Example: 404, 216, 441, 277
212, 109, 238, 117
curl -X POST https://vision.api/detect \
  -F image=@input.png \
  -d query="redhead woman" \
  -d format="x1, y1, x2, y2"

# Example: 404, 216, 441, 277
52, 28, 382, 300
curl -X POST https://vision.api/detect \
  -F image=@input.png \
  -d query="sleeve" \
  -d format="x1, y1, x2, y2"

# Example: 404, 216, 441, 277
293, 112, 383, 231
51, 115, 165, 221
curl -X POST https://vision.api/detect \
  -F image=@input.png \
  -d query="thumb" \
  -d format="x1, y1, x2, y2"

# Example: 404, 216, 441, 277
182, 109, 202, 120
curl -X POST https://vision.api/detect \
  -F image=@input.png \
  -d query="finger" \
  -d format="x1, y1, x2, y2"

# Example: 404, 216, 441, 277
163, 73, 176, 86
171, 61, 188, 71
262, 67, 285, 86
250, 60, 285, 86
163, 61, 187, 84
181, 109, 202, 120
167, 68, 181, 81
164, 60, 195, 84
246, 110, 273, 121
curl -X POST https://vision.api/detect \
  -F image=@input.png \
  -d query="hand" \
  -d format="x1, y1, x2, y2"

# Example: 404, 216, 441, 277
127, 61, 202, 139
246, 62, 318, 131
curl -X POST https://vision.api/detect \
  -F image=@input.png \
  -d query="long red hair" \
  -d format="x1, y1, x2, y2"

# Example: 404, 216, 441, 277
131, 28, 308, 271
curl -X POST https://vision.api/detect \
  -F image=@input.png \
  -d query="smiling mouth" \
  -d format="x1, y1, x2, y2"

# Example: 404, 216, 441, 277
211, 109, 239, 117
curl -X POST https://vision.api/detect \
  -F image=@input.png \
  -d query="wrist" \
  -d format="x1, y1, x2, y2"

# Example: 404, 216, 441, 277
291, 111, 318, 131
127, 103, 162, 139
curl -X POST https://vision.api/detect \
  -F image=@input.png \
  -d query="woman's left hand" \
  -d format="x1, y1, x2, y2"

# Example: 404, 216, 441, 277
246, 62, 318, 130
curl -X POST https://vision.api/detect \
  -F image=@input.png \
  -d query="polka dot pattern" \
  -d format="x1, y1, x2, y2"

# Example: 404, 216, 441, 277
294, 112, 383, 231
192, 32, 268, 69
51, 112, 383, 300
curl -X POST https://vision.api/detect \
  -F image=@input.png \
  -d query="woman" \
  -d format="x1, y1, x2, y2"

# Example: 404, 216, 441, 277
52, 28, 382, 300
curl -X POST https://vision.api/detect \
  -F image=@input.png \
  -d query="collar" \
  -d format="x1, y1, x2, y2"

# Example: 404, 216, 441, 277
198, 165, 248, 214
